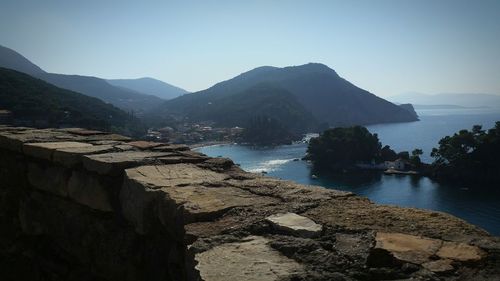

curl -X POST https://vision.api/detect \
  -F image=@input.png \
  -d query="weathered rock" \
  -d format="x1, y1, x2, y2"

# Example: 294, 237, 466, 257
82, 151, 170, 175
121, 164, 277, 232
23, 141, 93, 160
195, 236, 304, 281
124, 164, 229, 188
371, 231, 487, 274
266, 212, 322, 238
52, 144, 115, 167
422, 259, 454, 273
68, 171, 113, 212
437, 241, 486, 262
27, 162, 70, 197
0, 129, 76, 152
127, 141, 164, 150
373, 232, 442, 265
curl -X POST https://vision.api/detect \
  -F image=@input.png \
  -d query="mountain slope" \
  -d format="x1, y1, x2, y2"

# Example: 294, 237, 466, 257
154, 63, 418, 131
0, 67, 144, 136
0, 45, 45, 75
107, 77, 187, 100
186, 83, 318, 133
0, 45, 163, 114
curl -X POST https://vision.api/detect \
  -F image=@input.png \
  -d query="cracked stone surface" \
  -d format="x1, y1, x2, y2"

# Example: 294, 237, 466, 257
195, 236, 304, 281
83, 151, 171, 175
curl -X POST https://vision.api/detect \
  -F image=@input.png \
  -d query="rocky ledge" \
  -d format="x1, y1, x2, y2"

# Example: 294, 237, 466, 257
0, 126, 499, 281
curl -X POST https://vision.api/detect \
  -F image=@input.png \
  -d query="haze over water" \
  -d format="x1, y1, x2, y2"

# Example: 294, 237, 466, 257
197, 108, 500, 235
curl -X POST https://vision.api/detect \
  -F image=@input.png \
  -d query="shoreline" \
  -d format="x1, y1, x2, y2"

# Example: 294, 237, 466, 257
189, 141, 234, 149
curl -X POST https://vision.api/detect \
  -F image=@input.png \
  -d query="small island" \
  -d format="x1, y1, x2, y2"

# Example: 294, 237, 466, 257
304, 126, 421, 174
305, 122, 500, 187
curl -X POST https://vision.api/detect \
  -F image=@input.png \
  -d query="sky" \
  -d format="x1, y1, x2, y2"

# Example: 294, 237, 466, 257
1, 0, 500, 97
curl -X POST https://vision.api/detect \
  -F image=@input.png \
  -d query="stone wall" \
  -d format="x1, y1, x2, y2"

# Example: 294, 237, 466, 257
0, 126, 499, 281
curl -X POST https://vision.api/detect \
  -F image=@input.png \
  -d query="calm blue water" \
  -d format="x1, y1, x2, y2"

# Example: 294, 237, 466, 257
196, 108, 500, 235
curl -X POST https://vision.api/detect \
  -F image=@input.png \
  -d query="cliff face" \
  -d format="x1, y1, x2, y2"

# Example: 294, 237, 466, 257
0, 126, 499, 281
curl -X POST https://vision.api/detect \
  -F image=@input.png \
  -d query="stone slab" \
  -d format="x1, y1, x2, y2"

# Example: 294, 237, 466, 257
437, 241, 486, 262
266, 212, 322, 238
124, 164, 229, 188
195, 236, 304, 281
374, 232, 442, 264
53, 145, 115, 167
82, 151, 170, 175
24, 142, 93, 161
127, 141, 164, 150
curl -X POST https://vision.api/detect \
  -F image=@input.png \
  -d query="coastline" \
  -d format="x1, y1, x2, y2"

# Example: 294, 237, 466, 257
189, 140, 234, 149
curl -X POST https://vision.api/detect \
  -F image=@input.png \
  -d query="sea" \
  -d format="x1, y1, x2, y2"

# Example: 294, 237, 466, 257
196, 107, 500, 235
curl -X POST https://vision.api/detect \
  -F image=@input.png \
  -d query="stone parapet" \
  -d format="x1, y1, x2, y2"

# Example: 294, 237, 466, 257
0, 126, 499, 281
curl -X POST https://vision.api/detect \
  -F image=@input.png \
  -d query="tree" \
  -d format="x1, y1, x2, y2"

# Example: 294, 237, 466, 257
430, 122, 500, 185
410, 148, 423, 167
306, 126, 382, 172
240, 116, 297, 145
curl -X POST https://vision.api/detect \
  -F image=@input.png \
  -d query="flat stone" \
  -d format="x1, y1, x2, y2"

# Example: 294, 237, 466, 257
195, 236, 304, 281
53, 145, 115, 167
0, 130, 75, 152
373, 232, 442, 264
266, 212, 322, 238
422, 259, 454, 273
437, 241, 486, 262
124, 164, 229, 188
67, 171, 113, 212
121, 164, 276, 232
23, 142, 93, 161
127, 141, 164, 150
82, 151, 170, 175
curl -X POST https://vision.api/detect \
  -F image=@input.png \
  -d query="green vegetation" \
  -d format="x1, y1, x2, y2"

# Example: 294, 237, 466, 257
241, 116, 298, 146
150, 83, 318, 134
152, 63, 418, 133
306, 126, 421, 173
0, 67, 145, 136
430, 122, 500, 184
306, 126, 382, 171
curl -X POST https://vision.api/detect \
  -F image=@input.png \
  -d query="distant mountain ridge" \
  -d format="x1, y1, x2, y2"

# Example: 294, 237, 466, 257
107, 77, 187, 100
0, 45, 185, 114
0, 67, 144, 136
152, 63, 418, 132
0, 45, 44, 75
391, 92, 500, 108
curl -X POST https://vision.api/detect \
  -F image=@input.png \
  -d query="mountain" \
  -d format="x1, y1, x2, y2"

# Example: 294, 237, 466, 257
391, 92, 500, 108
152, 63, 418, 132
0, 67, 144, 136
107, 77, 187, 100
0, 45, 44, 75
0, 45, 163, 114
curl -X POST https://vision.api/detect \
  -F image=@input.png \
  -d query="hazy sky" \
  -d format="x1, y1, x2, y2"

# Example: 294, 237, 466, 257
1, 0, 499, 97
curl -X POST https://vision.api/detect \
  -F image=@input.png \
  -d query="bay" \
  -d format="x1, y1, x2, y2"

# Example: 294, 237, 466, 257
196, 108, 500, 235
